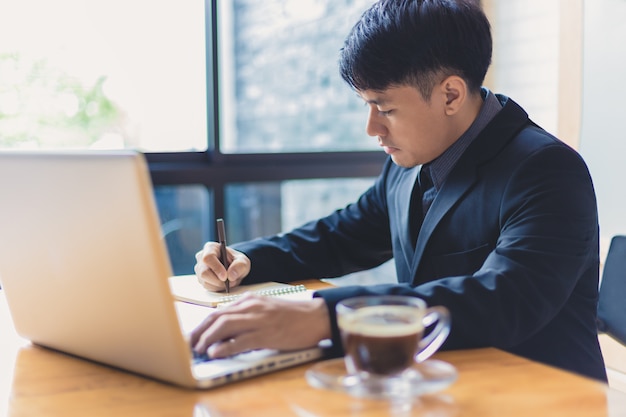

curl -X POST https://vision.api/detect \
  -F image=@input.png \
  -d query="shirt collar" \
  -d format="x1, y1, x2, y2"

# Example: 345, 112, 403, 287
424, 87, 502, 190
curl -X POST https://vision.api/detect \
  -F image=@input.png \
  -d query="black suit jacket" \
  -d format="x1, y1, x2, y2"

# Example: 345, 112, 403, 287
234, 95, 607, 381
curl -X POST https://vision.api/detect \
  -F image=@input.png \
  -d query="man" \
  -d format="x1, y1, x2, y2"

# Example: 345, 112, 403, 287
192, 0, 607, 381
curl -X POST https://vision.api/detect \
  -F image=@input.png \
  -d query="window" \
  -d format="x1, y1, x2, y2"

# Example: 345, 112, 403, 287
0, 1, 208, 152
5, 1, 586, 281
216, 0, 379, 154
0, 0, 387, 277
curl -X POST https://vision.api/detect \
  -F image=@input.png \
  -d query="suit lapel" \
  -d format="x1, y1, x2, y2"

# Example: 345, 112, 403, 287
409, 95, 531, 281
410, 164, 477, 274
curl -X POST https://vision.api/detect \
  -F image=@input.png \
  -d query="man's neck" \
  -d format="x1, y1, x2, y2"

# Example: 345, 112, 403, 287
454, 92, 485, 140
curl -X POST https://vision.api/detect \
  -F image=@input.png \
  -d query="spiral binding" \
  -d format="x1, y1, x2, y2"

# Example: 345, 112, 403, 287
215, 284, 307, 305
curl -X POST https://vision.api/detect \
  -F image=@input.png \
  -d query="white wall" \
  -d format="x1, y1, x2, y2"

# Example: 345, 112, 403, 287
489, 0, 560, 136
578, 0, 626, 241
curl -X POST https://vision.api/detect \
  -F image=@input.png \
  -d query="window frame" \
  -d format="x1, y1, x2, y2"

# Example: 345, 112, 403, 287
145, 0, 386, 221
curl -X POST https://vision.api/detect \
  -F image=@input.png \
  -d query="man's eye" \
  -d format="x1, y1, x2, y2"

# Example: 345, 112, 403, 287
378, 109, 392, 116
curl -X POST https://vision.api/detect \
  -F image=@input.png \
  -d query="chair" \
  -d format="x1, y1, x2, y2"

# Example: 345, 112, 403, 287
597, 235, 626, 346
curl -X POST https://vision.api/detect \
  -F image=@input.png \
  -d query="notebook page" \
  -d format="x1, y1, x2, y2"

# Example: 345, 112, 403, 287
168, 275, 313, 307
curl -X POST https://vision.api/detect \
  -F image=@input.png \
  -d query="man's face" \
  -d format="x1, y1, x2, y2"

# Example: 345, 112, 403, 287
359, 84, 458, 168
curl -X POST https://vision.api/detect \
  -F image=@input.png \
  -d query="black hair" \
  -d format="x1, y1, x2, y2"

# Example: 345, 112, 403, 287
339, 0, 492, 98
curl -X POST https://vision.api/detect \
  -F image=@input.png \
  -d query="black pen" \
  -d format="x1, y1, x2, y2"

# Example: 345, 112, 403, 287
216, 218, 230, 293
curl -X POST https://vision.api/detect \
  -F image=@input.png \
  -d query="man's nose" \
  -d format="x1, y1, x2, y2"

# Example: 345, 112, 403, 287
365, 108, 387, 137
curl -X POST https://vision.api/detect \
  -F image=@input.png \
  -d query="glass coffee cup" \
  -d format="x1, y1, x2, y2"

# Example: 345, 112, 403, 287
336, 295, 451, 388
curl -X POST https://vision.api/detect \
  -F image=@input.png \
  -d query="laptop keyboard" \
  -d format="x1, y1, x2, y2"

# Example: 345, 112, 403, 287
192, 348, 285, 365
192, 350, 211, 364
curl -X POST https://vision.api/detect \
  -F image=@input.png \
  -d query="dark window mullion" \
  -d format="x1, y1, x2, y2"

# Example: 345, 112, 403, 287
146, 151, 386, 186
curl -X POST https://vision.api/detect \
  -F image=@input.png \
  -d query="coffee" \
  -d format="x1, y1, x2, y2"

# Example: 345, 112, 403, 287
339, 305, 424, 376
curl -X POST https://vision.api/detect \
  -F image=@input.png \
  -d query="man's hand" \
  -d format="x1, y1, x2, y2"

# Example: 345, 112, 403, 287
194, 242, 251, 291
190, 295, 331, 358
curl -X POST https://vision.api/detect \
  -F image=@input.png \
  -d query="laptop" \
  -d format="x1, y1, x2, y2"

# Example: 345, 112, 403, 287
0, 150, 325, 389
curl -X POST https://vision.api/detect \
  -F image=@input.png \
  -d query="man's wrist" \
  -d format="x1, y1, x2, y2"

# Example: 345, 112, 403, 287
310, 297, 332, 341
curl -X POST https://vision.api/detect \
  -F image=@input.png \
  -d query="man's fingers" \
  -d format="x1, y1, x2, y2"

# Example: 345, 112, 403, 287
195, 243, 249, 288
191, 295, 264, 352
207, 332, 259, 359
192, 311, 254, 353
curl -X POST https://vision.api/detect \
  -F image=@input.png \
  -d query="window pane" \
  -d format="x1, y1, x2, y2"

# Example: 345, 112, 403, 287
226, 178, 374, 241
0, 1, 207, 151
154, 185, 212, 275
217, 0, 379, 153
225, 178, 396, 285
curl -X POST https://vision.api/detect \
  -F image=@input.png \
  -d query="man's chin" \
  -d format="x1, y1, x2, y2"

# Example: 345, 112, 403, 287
390, 155, 418, 169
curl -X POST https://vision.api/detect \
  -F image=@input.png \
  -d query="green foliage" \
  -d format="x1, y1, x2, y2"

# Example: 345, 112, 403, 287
0, 53, 124, 149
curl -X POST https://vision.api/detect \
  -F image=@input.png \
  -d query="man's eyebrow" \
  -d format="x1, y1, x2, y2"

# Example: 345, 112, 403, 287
356, 94, 389, 106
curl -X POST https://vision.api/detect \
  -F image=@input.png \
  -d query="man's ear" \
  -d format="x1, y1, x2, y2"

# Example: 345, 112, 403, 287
438, 75, 467, 116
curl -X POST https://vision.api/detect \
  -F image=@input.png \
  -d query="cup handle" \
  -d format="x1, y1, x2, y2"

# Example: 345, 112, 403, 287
415, 306, 451, 363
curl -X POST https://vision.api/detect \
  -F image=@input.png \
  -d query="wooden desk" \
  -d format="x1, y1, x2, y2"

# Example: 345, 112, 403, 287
2, 286, 626, 417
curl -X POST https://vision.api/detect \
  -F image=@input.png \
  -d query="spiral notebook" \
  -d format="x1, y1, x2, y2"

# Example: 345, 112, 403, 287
168, 275, 314, 307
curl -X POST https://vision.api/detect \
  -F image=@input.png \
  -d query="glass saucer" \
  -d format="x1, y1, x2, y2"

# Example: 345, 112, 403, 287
305, 358, 457, 399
